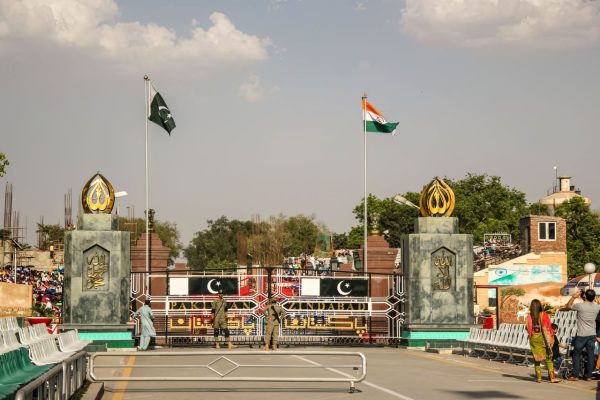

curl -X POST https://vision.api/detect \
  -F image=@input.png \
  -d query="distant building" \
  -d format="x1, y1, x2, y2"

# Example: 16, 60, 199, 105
539, 175, 591, 215
474, 215, 568, 322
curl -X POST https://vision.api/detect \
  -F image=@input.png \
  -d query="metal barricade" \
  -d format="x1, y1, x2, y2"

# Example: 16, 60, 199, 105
15, 364, 63, 400
62, 351, 88, 399
14, 351, 87, 400
89, 350, 366, 392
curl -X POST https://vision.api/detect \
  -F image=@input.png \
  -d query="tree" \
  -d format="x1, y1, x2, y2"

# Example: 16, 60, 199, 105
185, 214, 324, 269
0, 152, 8, 177
349, 192, 420, 247
332, 233, 349, 249
554, 197, 600, 278
36, 223, 65, 250
184, 216, 252, 270
118, 216, 182, 265
378, 192, 420, 248
285, 214, 320, 255
349, 174, 530, 247
448, 174, 529, 244
527, 202, 550, 216
153, 221, 183, 266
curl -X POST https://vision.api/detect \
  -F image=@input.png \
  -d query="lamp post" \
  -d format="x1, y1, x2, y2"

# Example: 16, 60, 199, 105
114, 191, 128, 216
393, 194, 420, 210
584, 262, 596, 290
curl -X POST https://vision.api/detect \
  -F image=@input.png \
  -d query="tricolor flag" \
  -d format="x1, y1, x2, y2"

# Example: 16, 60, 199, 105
363, 100, 398, 135
148, 83, 176, 135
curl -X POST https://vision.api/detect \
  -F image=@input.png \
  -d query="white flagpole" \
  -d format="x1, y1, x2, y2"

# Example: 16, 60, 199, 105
362, 92, 368, 274
144, 75, 150, 294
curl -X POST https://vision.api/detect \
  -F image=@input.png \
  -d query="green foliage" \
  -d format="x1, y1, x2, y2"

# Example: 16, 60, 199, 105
347, 225, 364, 247
185, 214, 323, 270
206, 258, 238, 270
32, 304, 54, 318
349, 192, 420, 248
379, 192, 420, 248
332, 233, 349, 249
554, 197, 600, 278
447, 174, 529, 244
285, 215, 320, 255
350, 174, 530, 247
185, 216, 251, 270
36, 223, 65, 250
153, 221, 183, 265
0, 152, 8, 177
118, 216, 182, 265
527, 202, 550, 216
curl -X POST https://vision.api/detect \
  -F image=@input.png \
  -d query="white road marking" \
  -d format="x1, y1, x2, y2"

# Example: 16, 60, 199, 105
293, 355, 416, 400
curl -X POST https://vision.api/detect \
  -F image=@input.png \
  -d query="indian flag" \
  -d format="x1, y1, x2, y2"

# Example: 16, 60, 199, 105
363, 100, 398, 135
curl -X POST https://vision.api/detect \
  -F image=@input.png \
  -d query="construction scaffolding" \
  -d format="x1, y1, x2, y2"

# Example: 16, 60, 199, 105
2, 182, 28, 268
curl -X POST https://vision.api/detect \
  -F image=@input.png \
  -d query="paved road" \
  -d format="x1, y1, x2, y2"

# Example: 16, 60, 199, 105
94, 347, 599, 400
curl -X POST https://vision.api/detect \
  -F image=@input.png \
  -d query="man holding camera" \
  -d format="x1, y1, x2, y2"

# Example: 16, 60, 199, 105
565, 289, 600, 381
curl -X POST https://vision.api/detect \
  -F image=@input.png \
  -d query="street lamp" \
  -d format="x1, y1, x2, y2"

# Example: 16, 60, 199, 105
114, 191, 128, 216
584, 262, 596, 290
393, 194, 420, 210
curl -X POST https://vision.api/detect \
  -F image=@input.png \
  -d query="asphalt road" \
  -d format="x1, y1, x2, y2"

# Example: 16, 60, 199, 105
93, 347, 599, 400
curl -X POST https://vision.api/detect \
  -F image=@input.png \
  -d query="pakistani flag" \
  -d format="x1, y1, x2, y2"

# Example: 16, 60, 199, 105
148, 83, 176, 135
363, 100, 398, 135
188, 277, 239, 295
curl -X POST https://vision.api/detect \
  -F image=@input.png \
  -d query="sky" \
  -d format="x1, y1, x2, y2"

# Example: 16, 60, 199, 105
1, 0, 600, 250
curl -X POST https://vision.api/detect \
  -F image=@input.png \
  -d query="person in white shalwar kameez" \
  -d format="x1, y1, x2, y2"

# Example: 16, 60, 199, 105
135, 299, 156, 350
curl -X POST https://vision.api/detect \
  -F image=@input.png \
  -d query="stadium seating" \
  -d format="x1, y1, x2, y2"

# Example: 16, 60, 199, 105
0, 317, 85, 399
57, 330, 92, 352
458, 311, 577, 366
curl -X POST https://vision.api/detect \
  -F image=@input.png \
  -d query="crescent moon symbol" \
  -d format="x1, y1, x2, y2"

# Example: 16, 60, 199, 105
207, 279, 219, 294
337, 280, 352, 296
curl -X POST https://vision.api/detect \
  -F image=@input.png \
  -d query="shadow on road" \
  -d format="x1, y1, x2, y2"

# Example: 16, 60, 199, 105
441, 390, 525, 399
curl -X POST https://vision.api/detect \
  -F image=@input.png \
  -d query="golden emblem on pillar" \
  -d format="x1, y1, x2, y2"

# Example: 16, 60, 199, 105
419, 177, 455, 217
81, 172, 115, 214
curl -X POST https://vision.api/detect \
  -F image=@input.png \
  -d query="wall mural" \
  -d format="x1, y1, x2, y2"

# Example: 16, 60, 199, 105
488, 265, 562, 286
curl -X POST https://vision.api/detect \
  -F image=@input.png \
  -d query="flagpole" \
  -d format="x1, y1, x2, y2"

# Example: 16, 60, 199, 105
144, 75, 150, 295
362, 92, 368, 275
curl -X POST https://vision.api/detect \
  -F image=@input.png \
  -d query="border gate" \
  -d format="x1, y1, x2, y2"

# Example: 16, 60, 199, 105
130, 268, 405, 346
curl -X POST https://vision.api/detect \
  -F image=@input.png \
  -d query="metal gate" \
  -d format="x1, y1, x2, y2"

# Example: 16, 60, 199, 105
130, 268, 405, 346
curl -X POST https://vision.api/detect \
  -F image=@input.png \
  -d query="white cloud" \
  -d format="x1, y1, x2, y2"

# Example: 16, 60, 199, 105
238, 74, 265, 103
269, 0, 288, 11
0, 0, 271, 70
355, 2, 366, 12
400, 0, 600, 49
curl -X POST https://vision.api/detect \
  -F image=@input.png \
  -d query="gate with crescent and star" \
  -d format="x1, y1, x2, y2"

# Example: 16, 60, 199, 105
130, 268, 406, 346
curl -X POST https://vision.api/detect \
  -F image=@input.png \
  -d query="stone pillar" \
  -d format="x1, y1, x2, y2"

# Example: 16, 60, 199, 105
401, 217, 475, 344
62, 214, 131, 331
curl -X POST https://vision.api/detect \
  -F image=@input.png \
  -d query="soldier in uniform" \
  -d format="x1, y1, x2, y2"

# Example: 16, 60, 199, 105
263, 297, 284, 350
211, 292, 235, 349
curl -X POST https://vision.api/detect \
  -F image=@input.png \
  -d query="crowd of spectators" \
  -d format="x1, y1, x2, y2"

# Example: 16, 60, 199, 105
0, 266, 63, 321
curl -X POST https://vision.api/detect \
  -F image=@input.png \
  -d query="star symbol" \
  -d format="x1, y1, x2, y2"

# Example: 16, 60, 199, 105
216, 281, 221, 286
345, 283, 350, 288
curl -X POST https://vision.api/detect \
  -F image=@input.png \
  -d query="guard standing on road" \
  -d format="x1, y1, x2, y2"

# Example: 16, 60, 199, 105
211, 292, 235, 349
263, 298, 284, 350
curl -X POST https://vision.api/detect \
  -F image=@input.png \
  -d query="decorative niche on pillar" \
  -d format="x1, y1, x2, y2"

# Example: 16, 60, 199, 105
84, 244, 110, 291
431, 247, 456, 291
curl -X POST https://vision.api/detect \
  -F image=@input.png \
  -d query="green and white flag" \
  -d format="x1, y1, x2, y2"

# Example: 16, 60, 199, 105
148, 83, 176, 135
